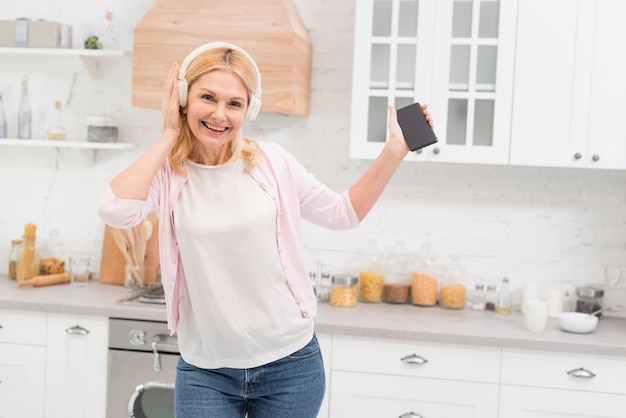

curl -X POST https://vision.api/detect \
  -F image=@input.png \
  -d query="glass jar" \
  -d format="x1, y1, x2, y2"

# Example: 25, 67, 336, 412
485, 283, 497, 311
359, 240, 384, 303
575, 286, 604, 318
382, 241, 411, 304
330, 274, 359, 307
496, 276, 513, 314
40, 229, 66, 275
439, 256, 467, 309
472, 283, 486, 310
8, 239, 22, 280
410, 242, 439, 306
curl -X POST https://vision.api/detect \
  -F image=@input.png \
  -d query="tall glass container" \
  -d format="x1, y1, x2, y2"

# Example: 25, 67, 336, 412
8, 239, 22, 280
18, 76, 32, 139
0, 91, 7, 138
17, 223, 38, 281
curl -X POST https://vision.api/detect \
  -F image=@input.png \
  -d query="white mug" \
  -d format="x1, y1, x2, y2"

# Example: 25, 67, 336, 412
525, 300, 548, 332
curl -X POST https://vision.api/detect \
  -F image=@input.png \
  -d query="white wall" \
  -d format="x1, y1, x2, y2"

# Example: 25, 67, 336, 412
1, 0, 625, 315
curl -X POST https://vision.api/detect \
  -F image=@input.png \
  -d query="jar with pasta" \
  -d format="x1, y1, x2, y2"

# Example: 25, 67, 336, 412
382, 241, 411, 304
411, 242, 439, 306
17, 223, 39, 281
358, 239, 384, 302
330, 274, 359, 307
439, 256, 467, 309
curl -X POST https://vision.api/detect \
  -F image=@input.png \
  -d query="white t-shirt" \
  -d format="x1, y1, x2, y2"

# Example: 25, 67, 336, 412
173, 159, 313, 369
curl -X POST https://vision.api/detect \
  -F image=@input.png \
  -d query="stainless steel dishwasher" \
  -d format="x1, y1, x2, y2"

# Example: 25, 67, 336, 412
107, 317, 179, 418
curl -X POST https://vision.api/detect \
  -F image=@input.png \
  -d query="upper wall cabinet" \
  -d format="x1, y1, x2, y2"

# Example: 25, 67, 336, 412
349, 0, 518, 164
510, 0, 626, 170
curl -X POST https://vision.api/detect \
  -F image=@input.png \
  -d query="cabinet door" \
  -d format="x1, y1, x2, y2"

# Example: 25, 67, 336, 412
329, 371, 499, 418
510, 0, 595, 168
0, 343, 46, 418
317, 333, 331, 418
45, 314, 109, 418
500, 385, 626, 417
586, 0, 626, 169
429, 0, 518, 164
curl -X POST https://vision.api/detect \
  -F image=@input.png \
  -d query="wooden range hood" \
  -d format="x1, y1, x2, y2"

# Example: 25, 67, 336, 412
132, 0, 312, 116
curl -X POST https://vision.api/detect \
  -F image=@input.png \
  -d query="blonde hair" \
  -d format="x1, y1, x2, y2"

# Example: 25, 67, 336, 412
169, 46, 261, 174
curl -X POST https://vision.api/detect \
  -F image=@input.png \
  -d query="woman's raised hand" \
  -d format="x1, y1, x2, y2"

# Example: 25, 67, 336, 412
161, 62, 182, 140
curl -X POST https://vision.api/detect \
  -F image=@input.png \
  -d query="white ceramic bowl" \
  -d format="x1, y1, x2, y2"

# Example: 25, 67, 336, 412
558, 312, 598, 334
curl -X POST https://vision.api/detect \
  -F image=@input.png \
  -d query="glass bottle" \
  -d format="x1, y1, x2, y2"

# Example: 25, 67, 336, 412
0, 91, 7, 138
472, 282, 486, 310
47, 100, 68, 140
17, 223, 38, 281
18, 75, 32, 139
496, 276, 513, 314
98, 11, 118, 50
8, 239, 23, 280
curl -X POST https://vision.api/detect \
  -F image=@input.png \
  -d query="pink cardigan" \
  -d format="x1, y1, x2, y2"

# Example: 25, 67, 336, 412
98, 142, 360, 334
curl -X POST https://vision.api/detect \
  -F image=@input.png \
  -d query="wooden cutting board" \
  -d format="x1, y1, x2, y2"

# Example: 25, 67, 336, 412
99, 212, 160, 286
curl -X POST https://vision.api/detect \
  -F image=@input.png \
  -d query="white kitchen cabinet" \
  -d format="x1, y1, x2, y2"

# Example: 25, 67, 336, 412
0, 309, 47, 418
349, 0, 518, 165
317, 332, 331, 418
510, 0, 626, 170
328, 335, 500, 417
44, 313, 108, 418
499, 347, 626, 417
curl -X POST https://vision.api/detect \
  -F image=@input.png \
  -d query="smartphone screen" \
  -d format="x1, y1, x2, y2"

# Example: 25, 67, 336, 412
396, 102, 438, 152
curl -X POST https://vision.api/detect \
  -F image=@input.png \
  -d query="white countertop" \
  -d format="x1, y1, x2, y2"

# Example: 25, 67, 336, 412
1, 277, 625, 357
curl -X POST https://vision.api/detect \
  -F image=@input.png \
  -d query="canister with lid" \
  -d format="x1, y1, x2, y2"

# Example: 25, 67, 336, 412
330, 274, 359, 307
575, 286, 604, 318
87, 115, 118, 143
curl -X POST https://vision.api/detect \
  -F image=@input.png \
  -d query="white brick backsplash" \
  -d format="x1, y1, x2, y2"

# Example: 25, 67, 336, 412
0, 0, 624, 316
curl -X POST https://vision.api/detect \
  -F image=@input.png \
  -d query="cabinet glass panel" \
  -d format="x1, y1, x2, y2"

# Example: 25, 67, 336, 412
452, 0, 473, 37
447, 98, 468, 145
367, 97, 389, 143
473, 99, 494, 146
450, 45, 470, 90
476, 45, 497, 90
478, 0, 499, 38
396, 44, 416, 89
398, 1, 419, 37
371, 44, 391, 89
373, 0, 393, 36
395, 97, 414, 111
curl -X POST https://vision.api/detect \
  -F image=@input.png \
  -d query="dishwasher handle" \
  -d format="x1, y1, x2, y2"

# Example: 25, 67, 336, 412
151, 334, 179, 373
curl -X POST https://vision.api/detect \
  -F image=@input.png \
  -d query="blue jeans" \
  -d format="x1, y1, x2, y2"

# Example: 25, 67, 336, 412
174, 334, 325, 418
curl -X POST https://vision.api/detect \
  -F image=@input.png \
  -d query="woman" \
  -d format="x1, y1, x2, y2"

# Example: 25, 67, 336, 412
98, 42, 432, 417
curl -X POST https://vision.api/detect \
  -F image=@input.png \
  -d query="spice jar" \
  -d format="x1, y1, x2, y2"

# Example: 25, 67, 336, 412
358, 240, 384, 303
8, 239, 22, 280
472, 283, 486, 310
439, 256, 467, 309
330, 274, 359, 307
411, 242, 439, 306
575, 286, 604, 318
17, 223, 39, 281
485, 284, 497, 311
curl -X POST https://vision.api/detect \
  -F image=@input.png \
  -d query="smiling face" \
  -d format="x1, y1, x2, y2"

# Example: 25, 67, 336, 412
185, 69, 249, 165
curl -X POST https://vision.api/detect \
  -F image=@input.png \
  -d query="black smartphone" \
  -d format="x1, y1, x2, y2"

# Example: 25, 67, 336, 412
396, 102, 438, 152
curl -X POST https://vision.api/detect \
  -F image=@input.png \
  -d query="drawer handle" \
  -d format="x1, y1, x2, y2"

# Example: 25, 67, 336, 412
399, 412, 424, 418
401, 354, 428, 365
567, 367, 596, 379
65, 325, 90, 335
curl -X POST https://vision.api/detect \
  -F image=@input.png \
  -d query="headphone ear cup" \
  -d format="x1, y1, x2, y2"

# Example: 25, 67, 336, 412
178, 78, 188, 107
246, 96, 261, 121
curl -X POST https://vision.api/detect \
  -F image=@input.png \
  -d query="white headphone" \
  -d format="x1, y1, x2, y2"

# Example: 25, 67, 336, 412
177, 42, 262, 121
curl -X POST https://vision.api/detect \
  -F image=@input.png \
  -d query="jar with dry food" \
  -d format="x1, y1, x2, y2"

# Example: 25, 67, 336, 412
411, 242, 439, 306
17, 223, 39, 281
358, 240, 384, 302
382, 241, 411, 304
330, 274, 359, 307
8, 239, 22, 280
40, 229, 66, 275
439, 256, 467, 309
575, 286, 604, 318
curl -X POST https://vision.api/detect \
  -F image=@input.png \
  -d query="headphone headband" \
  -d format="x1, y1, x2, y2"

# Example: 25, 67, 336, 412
177, 42, 262, 121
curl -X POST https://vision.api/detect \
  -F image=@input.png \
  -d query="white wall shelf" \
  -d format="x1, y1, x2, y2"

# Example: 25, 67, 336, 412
0, 47, 130, 58
0, 138, 134, 150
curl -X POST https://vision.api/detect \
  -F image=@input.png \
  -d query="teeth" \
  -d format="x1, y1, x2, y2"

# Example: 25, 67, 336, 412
203, 122, 227, 132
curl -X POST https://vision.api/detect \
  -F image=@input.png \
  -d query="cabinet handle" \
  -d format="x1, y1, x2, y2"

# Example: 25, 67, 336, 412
399, 412, 424, 418
65, 325, 90, 335
567, 367, 596, 379
592, 154, 600, 162
574, 152, 582, 160
151, 334, 179, 373
432, 147, 440, 155
400, 354, 428, 365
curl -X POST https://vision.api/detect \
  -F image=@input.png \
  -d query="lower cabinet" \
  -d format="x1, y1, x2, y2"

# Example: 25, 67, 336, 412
44, 313, 109, 418
317, 333, 331, 418
0, 310, 47, 418
328, 335, 501, 418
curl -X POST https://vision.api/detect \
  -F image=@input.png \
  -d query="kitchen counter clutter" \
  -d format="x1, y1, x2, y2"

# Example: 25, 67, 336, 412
1, 275, 625, 356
